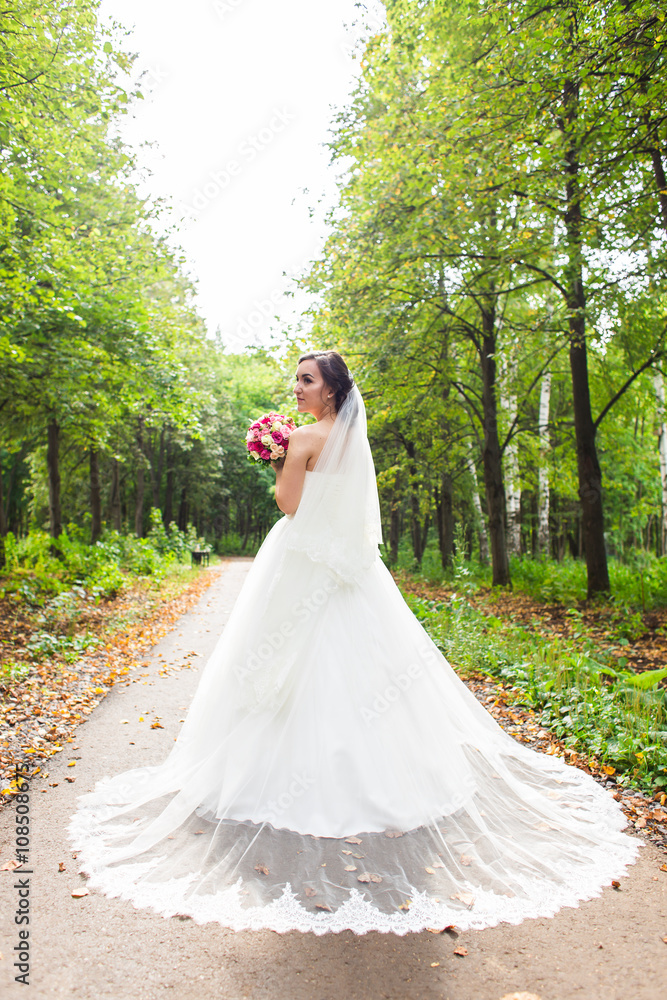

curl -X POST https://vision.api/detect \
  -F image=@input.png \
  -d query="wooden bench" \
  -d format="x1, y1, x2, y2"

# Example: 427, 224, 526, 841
190, 548, 211, 568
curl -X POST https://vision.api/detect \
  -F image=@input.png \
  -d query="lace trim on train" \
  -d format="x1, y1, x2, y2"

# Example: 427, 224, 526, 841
69, 778, 641, 936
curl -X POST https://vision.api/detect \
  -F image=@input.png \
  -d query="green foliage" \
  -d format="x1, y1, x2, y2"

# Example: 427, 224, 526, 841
0, 520, 201, 607
302, 0, 667, 596
405, 590, 667, 794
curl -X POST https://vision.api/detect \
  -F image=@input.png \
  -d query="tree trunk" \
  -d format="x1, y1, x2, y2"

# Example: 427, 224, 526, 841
479, 305, 511, 586
89, 447, 102, 544
163, 443, 175, 528
110, 458, 122, 532
0, 455, 6, 538
151, 426, 166, 509
434, 472, 454, 570
135, 420, 145, 537
387, 473, 401, 567
405, 445, 429, 565
563, 78, 609, 597
649, 144, 667, 234
389, 504, 400, 566
466, 447, 489, 562
47, 418, 62, 539
654, 371, 667, 556
178, 486, 188, 532
537, 372, 552, 557
135, 463, 145, 537
503, 392, 521, 557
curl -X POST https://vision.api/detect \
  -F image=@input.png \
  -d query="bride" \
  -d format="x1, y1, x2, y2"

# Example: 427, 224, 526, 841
70, 350, 638, 934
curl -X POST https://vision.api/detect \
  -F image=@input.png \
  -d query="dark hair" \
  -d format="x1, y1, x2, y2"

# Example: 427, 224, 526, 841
298, 350, 354, 412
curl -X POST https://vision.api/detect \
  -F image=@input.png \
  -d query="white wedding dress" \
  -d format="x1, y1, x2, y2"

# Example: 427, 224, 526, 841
70, 387, 639, 934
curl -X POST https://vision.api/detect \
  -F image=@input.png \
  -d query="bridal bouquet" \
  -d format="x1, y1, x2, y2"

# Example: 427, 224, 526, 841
246, 412, 296, 466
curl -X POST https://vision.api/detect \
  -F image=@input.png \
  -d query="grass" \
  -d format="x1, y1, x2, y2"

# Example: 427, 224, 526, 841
400, 584, 667, 795
390, 537, 667, 612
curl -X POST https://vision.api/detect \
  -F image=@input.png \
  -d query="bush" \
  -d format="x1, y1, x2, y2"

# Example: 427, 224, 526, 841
0, 516, 207, 607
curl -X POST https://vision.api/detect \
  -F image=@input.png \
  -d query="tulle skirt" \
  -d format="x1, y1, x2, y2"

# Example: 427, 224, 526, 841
70, 514, 639, 934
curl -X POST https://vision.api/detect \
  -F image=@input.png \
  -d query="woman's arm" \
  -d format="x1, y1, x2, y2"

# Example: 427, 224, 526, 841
274, 427, 312, 515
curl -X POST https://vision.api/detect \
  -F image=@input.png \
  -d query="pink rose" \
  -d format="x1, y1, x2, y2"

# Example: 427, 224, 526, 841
260, 448, 271, 460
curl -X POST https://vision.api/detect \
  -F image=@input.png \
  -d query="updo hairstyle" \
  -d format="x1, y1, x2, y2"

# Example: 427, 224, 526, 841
298, 350, 354, 413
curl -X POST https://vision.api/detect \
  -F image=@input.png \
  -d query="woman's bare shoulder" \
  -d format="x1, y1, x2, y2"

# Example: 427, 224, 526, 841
288, 422, 331, 468
290, 423, 329, 445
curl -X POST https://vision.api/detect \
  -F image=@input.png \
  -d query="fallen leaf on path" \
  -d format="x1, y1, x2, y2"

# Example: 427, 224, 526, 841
611, 880, 621, 889
385, 831, 404, 838
341, 850, 353, 855
425, 867, 436, 874
344, 865, 357, 872
430, 961, 440, 967
0, 859, 19, 871
345, 837, 362, 845
460, 854, 473, 866
71, 888, 89, 898
304, 887, 317, 897
453, 946, 468, 956
660, 863, 667, 872
315, 903, 332, 911
451, 891, 475, 907
254, 864, 269, 876
58, 862, 66, 872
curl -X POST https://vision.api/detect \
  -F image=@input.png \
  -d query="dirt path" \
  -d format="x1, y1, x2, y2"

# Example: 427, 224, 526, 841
1, 558, 666, 1000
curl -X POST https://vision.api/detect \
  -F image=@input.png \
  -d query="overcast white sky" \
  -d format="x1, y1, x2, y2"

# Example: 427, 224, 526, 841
98, 0, 383, 351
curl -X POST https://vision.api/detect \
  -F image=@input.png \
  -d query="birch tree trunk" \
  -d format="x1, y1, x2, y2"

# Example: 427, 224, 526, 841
503, 391, 521, 557
537, 372, 552, 557
654, 371, 667, 556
